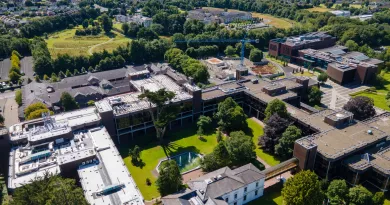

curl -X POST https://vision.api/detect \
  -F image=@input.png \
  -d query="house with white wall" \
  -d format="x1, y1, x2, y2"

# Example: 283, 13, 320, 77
161, 163, 265, 205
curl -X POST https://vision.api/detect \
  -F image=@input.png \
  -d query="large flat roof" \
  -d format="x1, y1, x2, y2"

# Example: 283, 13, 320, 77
78, 127, 144, 205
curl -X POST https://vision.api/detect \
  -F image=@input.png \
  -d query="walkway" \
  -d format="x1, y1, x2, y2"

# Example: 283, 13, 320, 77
88, 38, 114, 55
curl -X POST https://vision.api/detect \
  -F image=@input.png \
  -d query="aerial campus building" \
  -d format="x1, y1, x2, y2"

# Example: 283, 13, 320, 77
268, 32, 384, 85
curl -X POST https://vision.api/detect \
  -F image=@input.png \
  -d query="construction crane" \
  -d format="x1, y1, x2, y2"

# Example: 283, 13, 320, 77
174, 38, 259, 66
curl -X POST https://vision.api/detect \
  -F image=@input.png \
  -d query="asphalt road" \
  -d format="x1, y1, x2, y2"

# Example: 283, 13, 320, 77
0, 58, 10, 81
0, 91, 18, 127
20, 56, 34, 79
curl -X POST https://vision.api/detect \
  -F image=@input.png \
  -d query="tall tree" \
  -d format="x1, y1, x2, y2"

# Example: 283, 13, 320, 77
82, 19, 89, 29
201, 141, 230, 172
128, 145, 141, 163
282, 170, 325, 205
225, 131, 256, 166
138, 89, 180, 141
308, 86, 322, 106
326, 179, 349, 205
214, 97, 248, 133
275, 125, 302, 159
265, 99, 289, 121
317, 73, 328, 84
101, 14, 113, 33
156, 160, 182, 196
11, 173, 88, 205
249, 48, 263, 62
197, 115, 212, 137
60, 92, 79, 111
343, 96, 376, 121
372, 192, 385, 205
259, 114, 290, 153
224, 45, 236, 57
15, 89, 22, 106
24, 102, 53, 120
348, 185, 373, 205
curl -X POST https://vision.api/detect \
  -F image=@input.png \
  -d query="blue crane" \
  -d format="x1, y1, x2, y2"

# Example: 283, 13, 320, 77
174, 38, 259, 66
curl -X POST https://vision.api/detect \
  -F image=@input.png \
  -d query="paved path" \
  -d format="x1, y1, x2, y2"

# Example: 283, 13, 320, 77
0, 91, 19, 127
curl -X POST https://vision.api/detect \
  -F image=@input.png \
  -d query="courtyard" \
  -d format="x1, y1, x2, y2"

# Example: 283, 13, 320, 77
120, 118, 278, 200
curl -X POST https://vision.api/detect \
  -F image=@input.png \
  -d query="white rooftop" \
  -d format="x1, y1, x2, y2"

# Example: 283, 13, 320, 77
78, 127, 144, 205
97, 75, 192, 116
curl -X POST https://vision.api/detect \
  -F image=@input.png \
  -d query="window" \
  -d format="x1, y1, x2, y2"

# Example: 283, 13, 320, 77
234, 193, 237, 199
256, 182, 259, 187
244, 187, 247, 192
244, 195, 247, 201
255, 190, 258, 196
225, 197, 229, 202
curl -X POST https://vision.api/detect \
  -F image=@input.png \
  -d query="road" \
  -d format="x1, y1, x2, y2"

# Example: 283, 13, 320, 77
20, 56, 34, 79
0, 58, 10, 81
0, 91, 19, 127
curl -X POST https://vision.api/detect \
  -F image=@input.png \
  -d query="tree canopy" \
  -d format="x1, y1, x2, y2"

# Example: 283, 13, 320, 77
197, 115, 212, 137
308, 86, 322, 106
282, 170, 325, 205
101, 14, 113, 33
24, 102, 53, 120
348, 185, 373, 205
259, 113, 290, 153
317, 73, 328, 84
11, 174, 88, 205
138, 88, 180, 141
326, 179, 349, 205
343, 96, 376, 121
214, 97, 248, 133
156, 160, 182, 196
60, 92, 79, 111
265, 99, 289, 121
249, 48, 263, 62
275, 125, 302, 159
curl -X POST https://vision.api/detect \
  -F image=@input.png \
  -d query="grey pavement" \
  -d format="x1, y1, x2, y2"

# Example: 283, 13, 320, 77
0, 58, 10, 81
20, 57, 34, 79
0, 91, 18, 127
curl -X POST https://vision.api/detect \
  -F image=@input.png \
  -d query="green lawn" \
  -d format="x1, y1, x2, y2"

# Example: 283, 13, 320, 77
248, 119, 281, 166
121, 118, 274, 200
248, 183, 283, 205
353, 72, 390, 111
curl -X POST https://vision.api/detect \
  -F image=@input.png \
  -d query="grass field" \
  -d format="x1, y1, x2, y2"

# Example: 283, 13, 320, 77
352, 72, 390, 111
121, 118, 272, 200
293, 71, 318, 78
306, 6, 333, 12
46, 26, 131, 58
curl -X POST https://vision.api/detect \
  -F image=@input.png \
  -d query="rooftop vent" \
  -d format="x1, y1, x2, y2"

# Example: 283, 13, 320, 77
205, 178, 213, 184
367, 130, 373, 135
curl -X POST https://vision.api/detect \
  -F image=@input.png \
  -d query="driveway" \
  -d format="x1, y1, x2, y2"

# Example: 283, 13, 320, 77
0, 58, 10, 81
20, 56, 34, 79
0, 91, 19, 127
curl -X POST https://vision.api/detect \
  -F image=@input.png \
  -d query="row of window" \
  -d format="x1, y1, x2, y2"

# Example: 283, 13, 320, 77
224, 183, 261, 204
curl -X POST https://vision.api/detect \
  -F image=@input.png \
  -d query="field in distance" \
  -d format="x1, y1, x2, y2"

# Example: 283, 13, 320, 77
46, 25, 131, 58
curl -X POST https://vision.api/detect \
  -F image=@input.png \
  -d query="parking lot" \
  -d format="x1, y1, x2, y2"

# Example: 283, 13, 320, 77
21, 56, 34, 79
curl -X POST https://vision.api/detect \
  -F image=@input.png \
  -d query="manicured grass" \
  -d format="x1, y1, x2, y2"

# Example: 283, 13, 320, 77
293, 71, 317, 78
113, 23, 124, 32
46, 26, 131, 58
121, 118, 270, 200
248, 119, 281, 166
353, 72, 390, 111
251, 13, 295, 29
247, 183, 283, 205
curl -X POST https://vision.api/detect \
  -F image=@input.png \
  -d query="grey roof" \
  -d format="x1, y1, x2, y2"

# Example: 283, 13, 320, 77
187, 163, 264, 201
161, 189, 197, 205
205, 198, 228, 205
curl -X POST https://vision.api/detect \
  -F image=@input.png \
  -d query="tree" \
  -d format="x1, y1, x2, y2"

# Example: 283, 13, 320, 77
24, 102, 52, 120
73, 69, 80, 76
308, 86, 322, 105
348, 185, 373, 205
101, 14, 113, 33
0, 114, 4, 125
372, 192, 385, 205
249, 48, 263, 62
128, 145, 141, 163
275, 126, 302, 159
225, 131, 256, 165
121, 23, 130, 35
265, 99, 289, 121
224, 45, 236, 57
197, 115, 212, 137
326, 180, 349, 205
9, 71, 21, 83
156, 160, 182, 196
15, 89, 22, 106
60, 92, 79, 111
317, 73, 328, 84
345, 40, 359, 51
343, 96, 376, 120
259, 114, 290, 153
43, 74, 50, 81
87, 100, 95, 106
138, 89, 180, 141
137, 27, 159, 40
201, 141, 231, 172
150, 23, 165, 35
282, 170, 325, 205
11, 173, 88, 205
216, 130, 223, 142
214, 97, 248, 133
51, 73, 58, 82
82, 19, 89, 29
65, 69, 72, 77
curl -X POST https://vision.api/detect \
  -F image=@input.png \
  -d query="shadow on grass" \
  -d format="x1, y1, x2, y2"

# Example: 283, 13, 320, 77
105, 31, 118, 38
131, 159, 146, 169
161, 142, 200, 158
